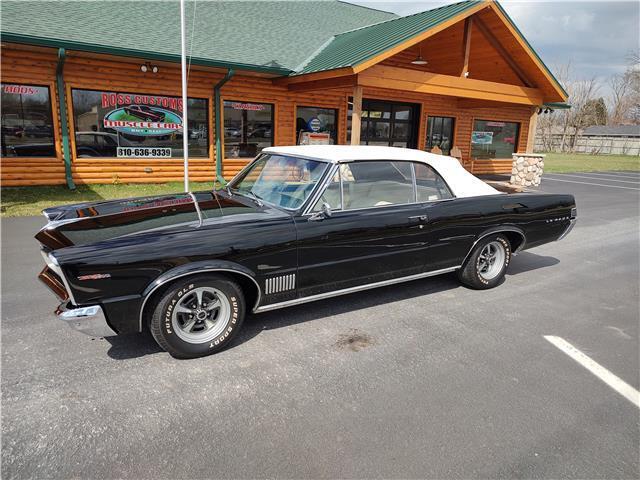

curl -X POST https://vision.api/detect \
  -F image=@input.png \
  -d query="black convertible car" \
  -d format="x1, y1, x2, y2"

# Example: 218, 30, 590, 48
36, 146, 576, 358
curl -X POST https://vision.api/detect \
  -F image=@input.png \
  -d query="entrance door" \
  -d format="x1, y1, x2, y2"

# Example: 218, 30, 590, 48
348, 99, 420, 148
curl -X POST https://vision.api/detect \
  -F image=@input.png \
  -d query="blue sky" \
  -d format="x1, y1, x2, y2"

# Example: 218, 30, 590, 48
348, 1, 639, 89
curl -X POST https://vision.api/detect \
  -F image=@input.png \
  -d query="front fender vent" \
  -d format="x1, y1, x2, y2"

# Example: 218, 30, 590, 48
266, 274, 296, 294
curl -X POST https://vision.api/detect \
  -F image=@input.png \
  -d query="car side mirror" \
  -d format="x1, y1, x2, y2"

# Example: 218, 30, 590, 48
308, 202, 333, 222
322, 202, 333, 218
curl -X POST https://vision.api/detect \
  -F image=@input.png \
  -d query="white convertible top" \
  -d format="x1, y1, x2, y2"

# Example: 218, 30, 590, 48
263, 145, 500, 198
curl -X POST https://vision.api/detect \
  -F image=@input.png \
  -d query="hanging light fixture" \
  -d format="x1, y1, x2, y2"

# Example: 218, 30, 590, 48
411, 46, 428, 66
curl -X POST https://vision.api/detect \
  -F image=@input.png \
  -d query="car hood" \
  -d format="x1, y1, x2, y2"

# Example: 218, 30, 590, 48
35, 190, 284, 250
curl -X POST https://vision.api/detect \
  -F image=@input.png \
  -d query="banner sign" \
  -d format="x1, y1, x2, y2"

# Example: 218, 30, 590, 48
471, 131, 494, 145
104, 106, 182, 137
99, 91, 184, 137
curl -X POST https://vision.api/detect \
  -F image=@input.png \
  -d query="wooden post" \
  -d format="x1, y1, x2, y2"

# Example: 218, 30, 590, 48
350, 85, 363, 145
461, 17, 472, 77
526, 106, 539, 152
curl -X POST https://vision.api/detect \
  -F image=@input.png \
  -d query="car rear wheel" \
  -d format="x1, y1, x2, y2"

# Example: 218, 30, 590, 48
149, 274, 245, 358
458, 234, 511, 289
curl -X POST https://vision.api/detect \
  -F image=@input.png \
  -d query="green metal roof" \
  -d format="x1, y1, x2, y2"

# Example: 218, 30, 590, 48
297, 0, 481, 74
0, 0, 566, 99
0, 0, 396, 74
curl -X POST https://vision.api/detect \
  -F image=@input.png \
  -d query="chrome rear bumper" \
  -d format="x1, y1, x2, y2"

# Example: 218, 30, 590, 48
56, 303, 117, 337
558, 219, 576, 240
558, 207, 578, 241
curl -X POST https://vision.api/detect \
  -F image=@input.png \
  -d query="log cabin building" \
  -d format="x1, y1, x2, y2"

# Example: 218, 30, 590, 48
1, 0, 567, 187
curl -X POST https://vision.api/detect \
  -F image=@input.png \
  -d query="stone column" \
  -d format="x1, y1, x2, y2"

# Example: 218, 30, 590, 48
510, 153, 545, 187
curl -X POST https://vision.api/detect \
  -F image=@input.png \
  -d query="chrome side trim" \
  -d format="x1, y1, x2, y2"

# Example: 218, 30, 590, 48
254, 266, 460, 313
138, 268, 262, 332
187, 192, 203, 227
558, 219, 576, 241
56, 303, 117, 337
46, 250, 78, 306
460, 228, 526, 267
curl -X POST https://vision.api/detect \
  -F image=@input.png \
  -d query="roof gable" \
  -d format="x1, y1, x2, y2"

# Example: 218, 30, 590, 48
294, 0, 567, 102
297, 1, 482, 74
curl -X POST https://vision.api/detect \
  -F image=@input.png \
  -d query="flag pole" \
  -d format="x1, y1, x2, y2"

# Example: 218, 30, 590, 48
180, 0, 189, 192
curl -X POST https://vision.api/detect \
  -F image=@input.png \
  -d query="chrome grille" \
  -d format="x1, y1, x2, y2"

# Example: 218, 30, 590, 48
265, 274, 296, 294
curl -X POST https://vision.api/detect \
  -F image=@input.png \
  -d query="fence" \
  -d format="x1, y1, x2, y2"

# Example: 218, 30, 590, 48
535, 134, 640, 156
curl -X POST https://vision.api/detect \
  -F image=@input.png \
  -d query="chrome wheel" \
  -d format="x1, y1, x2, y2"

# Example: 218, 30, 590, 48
477, 241, 506, 280
171, 287, 231, 344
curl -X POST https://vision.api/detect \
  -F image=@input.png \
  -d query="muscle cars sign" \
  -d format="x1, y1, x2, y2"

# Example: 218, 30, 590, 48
101, 93, 183, 137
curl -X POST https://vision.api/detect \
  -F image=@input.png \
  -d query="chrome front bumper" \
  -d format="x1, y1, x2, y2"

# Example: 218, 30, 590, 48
56, 303, 117, 337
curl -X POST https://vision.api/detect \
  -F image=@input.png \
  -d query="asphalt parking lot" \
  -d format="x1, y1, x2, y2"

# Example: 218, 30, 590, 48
2, 171, 639, 479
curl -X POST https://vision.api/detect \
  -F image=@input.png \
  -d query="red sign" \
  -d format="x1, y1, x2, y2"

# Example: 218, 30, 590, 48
229, 102, 267, 111
3, 84, 38, 95
101, 92, 183, 112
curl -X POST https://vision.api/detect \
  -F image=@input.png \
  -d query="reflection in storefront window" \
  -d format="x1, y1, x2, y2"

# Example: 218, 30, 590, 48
1, 83, 55, 157
426, 116, 455, 155
296, 106, 337, 144
224, 101, 273, 158
71, 89, 208, 158
471, 119, 520, 160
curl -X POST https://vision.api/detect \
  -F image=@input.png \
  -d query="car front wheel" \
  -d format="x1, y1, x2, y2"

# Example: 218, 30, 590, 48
149, 274, 245, 358
458, 234, 511, 289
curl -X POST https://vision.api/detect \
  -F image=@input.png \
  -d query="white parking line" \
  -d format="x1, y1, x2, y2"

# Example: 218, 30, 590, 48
595, 171, 640, 178
544, 335, 640, 408
547, 173, 640, 184
542, 177, 640, 190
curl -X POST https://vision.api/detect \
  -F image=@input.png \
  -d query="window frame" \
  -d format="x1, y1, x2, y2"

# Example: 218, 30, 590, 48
223, 99, 275, 159
426, 115, 456, 155
302, 160, 456, 216
470, 118, 521, 161
1, 82, 57, 158
69, 87, 210, 159
295, 105, 338, 145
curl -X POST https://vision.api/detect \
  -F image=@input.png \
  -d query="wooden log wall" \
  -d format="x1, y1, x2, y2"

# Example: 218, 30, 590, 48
1, 43, 533, 186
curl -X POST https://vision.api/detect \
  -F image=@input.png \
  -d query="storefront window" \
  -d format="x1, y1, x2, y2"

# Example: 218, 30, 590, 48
347, 99, 419, 148
471, 119, 520, 160
426, 116, 455, 155
224, 101, 273, 158
1, 83, 55, 157
71, 89, 208, 158
296, 106, 337, 145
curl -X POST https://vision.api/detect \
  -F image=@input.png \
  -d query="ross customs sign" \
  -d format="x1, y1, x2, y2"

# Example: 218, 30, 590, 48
101, 92, 183, 137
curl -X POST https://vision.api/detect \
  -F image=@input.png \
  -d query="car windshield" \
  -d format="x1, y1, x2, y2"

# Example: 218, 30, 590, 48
229, 154, 329, 210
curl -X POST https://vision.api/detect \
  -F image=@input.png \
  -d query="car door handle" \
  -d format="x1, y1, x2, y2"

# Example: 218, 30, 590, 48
408, 214, 429, 223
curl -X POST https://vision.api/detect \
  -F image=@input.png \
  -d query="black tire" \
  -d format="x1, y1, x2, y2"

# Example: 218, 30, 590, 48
149, 274, 245, 359
458, 234, 511, 290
